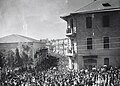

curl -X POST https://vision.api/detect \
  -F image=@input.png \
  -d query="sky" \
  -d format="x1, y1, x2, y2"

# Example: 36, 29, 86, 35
0, 0, 92, 40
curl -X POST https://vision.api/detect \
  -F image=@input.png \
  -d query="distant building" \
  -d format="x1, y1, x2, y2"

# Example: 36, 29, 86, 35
61, 0, 120, 69
51, 38, 70, 55
40, 39, 53, 52
0, 34, 46, 58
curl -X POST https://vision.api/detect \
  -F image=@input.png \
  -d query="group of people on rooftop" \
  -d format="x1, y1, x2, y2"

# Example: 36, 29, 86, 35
0, 65, 120, 86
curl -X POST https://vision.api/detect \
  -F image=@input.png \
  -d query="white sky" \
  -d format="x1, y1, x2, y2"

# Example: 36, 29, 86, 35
0, 0, 92, 40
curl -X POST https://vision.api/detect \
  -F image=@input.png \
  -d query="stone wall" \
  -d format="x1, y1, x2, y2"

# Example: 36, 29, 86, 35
72, 11, 120, 69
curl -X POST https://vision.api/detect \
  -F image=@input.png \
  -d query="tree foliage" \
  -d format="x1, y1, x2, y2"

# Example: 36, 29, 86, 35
50, 53, 69, 72
5, 50, 15, 68
35, 50, 69, 72
0, 49, 7, 68
0, 50, 4, 68
34, 48, 48, 66
14, 48, 23, 67
36, 54, 59, 71
0, 49, 16, 69
0, 43, 69, 72
19, 43, 33, 68
0, 43, 34, 70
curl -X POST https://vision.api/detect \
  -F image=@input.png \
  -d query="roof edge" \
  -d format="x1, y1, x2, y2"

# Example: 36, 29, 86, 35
72, 7, 120, 14
61, 7, 120, 19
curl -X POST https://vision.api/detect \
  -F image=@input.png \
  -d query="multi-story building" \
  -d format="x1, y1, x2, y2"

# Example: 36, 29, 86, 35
61, 0, 120, 69
40, 39, 53, 52
51, 38, 70, 55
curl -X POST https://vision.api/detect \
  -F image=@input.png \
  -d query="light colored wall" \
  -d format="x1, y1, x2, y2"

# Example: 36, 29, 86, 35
52, 38, 69, 55
33, 42, 45, 50
0, 43, 18, 50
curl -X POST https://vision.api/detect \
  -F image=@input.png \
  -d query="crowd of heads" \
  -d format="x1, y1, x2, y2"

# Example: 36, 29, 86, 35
0, 65, 120, 86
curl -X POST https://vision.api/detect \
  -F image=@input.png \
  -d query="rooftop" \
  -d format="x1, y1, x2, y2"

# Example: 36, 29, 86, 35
0, 34, 40, 43
61, 0, 120, 18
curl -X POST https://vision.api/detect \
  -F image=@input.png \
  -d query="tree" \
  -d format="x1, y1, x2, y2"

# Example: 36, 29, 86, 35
36, 54, 59, 71
5, 50, 15, 69
57, 55, 69, 72
48, 53, 69, 72
34, 50, 69, 72
34, 48, 48, 66
15, 48, 23, 67
19, 43, 33, 68
0, 51, 3, 68
0, 49, 7, 68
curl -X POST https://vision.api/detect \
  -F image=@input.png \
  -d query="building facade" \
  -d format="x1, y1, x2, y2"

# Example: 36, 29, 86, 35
0, 34, 46, 59
51, 38, 70, 55
61, 0, 120, 69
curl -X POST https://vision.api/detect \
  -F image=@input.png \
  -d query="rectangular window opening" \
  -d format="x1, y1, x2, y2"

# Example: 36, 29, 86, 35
102, 15, 110, 27
87, 38, 92, 49
86, 17, 92, 28
66, 28, 71, 33
70, 19, 73, 29
104, 37, 109, 49
102, 3, 111, 7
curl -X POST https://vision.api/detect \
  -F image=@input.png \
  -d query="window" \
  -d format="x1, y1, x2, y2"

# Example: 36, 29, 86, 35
104, 37, 109, 49
70, 19, 73, 29
119, 38, 120, 47
87, 38, 92, 49
104, 58, 109, 66
86, 17, 92, 28
102, 3, 111, 7
66, 28, 71, 33
102, 15, 110, 27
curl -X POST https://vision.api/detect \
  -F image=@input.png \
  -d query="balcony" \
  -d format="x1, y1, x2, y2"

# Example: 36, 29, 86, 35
66, 27, 76, 37
66, 28, 72, 37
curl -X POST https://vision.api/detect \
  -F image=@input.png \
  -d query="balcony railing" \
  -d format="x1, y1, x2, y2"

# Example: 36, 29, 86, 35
66, 27, 76, 37
66, 28, 72, 36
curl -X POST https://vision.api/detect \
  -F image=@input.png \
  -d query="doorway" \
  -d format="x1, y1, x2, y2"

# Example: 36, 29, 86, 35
84, 59, 97, 69
104, 58, 109, 66
83, 55, 97, 69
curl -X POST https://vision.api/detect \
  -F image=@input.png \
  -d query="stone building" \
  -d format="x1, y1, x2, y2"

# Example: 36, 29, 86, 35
61, 0, 120, 69
0, 34, 46, 58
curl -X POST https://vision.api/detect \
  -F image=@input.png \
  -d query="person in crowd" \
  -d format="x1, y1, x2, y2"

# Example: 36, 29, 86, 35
1, 66, 120, 86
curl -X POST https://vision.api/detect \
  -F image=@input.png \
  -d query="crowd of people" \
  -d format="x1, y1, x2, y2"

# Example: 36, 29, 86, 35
0, 66, 120, 86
